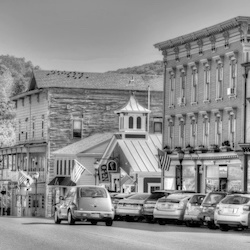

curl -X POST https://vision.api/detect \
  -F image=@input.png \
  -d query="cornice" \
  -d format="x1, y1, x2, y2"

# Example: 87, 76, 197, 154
154, 16, 250, 50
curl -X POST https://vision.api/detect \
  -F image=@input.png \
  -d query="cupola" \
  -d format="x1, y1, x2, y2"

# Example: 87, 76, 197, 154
114, 94, 151, 139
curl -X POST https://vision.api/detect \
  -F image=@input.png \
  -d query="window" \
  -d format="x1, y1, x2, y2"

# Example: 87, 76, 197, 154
32, 116, 35, 138
188, 113, 197, 147
136, 117, 141, 129
167, 116, 175, 148
225, 108, 236, 149
129, 116, 133, 129
190, 64, 198, 104
213, 55, 224, 101
168, 68, 175, 108
200, 112, 210, 147
25, 118, 28, 140
56, 159, 74, 176
178, 117, 185, 148
72, 119, 82, 138
200, 59, 211, 103
154, 122, 162, 133
177, 65, 186, 107
41, 114, 45, 138
226, 51, 237, 99
18, 119, 21, 141
213, 110, 222, 146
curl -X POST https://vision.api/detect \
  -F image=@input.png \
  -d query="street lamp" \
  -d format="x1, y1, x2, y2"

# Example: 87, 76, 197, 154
93, 160, 99, 186
175, 148, 184, 190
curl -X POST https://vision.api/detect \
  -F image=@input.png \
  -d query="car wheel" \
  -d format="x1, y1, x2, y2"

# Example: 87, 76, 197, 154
207, 222, 217, 230
158, 219, 166, 225
67, 210, 75, 225
185, 221, 192, 227
105, 220, 113, 226
54, 210, 61, 224
219, 224, 229, 231
90, 220, 98, 225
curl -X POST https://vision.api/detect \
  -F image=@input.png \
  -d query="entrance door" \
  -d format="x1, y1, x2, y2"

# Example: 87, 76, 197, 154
219, 178, 227, 192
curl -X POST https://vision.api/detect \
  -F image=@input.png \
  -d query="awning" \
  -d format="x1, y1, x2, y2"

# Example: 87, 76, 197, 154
120, 175, 135, 186
48, 177, 76, 186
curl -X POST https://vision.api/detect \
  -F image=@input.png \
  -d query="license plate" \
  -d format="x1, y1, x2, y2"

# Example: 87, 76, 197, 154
205, 216, 211, 221
91, 213, 100, 218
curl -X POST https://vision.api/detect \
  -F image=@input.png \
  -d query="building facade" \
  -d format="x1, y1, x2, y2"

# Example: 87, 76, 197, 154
0, 70, 163, 217
154, 16, 250, 193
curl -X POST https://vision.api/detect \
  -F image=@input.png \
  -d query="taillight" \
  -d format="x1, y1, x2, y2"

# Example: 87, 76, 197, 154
243, 205, 250, 211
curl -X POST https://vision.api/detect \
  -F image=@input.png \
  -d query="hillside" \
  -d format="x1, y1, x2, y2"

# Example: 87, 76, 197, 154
0, 55, 40, 147
107, 60, 164, 75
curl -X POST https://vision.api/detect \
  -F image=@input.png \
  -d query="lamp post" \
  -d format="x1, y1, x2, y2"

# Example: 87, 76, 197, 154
240, 62, 250, 192
32, 172, 39, 216
176, 148, 184, 190
93, 161, 99, 186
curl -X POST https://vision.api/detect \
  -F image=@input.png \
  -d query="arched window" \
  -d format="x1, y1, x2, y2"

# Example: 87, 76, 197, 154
137, 117, 141, 129
120, 116, 124, 130
129, 116, 133, 129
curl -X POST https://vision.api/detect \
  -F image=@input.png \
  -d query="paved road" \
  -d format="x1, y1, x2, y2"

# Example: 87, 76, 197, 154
0, 216, 249, 250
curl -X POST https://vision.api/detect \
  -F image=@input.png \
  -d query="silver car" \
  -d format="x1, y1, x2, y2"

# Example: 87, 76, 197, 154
54, 185, 114, 226
153, 192, 195, 225
214, 193, 250, 231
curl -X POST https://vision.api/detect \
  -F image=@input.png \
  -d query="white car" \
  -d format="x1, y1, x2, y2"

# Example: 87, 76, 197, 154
214, 193, 250, 231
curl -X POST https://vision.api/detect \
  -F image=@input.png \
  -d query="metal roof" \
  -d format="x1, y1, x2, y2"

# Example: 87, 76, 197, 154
114, 94, 151, 114
117, 134, 162, 173
52, 132, 114, 156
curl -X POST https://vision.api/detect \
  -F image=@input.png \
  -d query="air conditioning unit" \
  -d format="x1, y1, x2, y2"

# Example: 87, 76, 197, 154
227, 88, 235, 95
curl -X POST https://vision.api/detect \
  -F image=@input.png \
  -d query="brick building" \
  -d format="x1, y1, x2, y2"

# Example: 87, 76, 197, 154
154, 16, 250, 193
0, 70, 163, 217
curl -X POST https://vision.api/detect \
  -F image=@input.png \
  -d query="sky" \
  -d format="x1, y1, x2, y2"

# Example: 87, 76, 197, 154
1, 0, 250, 72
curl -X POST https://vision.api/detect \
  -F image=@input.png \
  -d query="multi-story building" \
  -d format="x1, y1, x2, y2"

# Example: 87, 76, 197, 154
154, 16, 250, 193
0, 70, 163, 217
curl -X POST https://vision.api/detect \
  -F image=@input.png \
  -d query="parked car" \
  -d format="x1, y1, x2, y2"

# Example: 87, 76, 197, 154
111, 193, 135, 220
54, 185, 114, 226
115, 193, 150, 221
198, 191, 227, 229
142, 190, 174, 222
183, 193, 206, 227
214, 193, 250, 231
153, 192, 195, 225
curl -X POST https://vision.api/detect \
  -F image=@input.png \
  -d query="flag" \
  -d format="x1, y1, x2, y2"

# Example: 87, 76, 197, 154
120, 175, 135, 186
71, 159, 86, 183
158, 148, 171, 171
18, 170, 34, 187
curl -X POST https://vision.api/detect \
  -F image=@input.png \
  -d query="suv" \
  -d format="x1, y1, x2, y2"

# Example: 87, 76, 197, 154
142, 190, 174, 222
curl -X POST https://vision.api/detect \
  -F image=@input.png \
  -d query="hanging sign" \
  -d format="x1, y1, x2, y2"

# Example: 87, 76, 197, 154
99, 165, 110, 183
107, 160, 117, 172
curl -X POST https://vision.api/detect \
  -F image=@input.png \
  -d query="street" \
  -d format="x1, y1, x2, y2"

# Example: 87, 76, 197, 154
0, 217, 249, 250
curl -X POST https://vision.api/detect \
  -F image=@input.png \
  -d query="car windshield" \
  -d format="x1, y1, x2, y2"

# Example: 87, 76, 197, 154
79, 187, 107, 198
221, 195, 250, 205
128, 193, 150, 200
203, 193, 226, 205
189, 195, 205, 205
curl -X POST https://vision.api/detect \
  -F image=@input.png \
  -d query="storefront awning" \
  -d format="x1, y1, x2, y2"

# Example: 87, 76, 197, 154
48, 177, 76, 186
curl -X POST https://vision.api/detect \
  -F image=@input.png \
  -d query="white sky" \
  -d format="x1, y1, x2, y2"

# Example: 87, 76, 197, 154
1, 0, 250, 72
